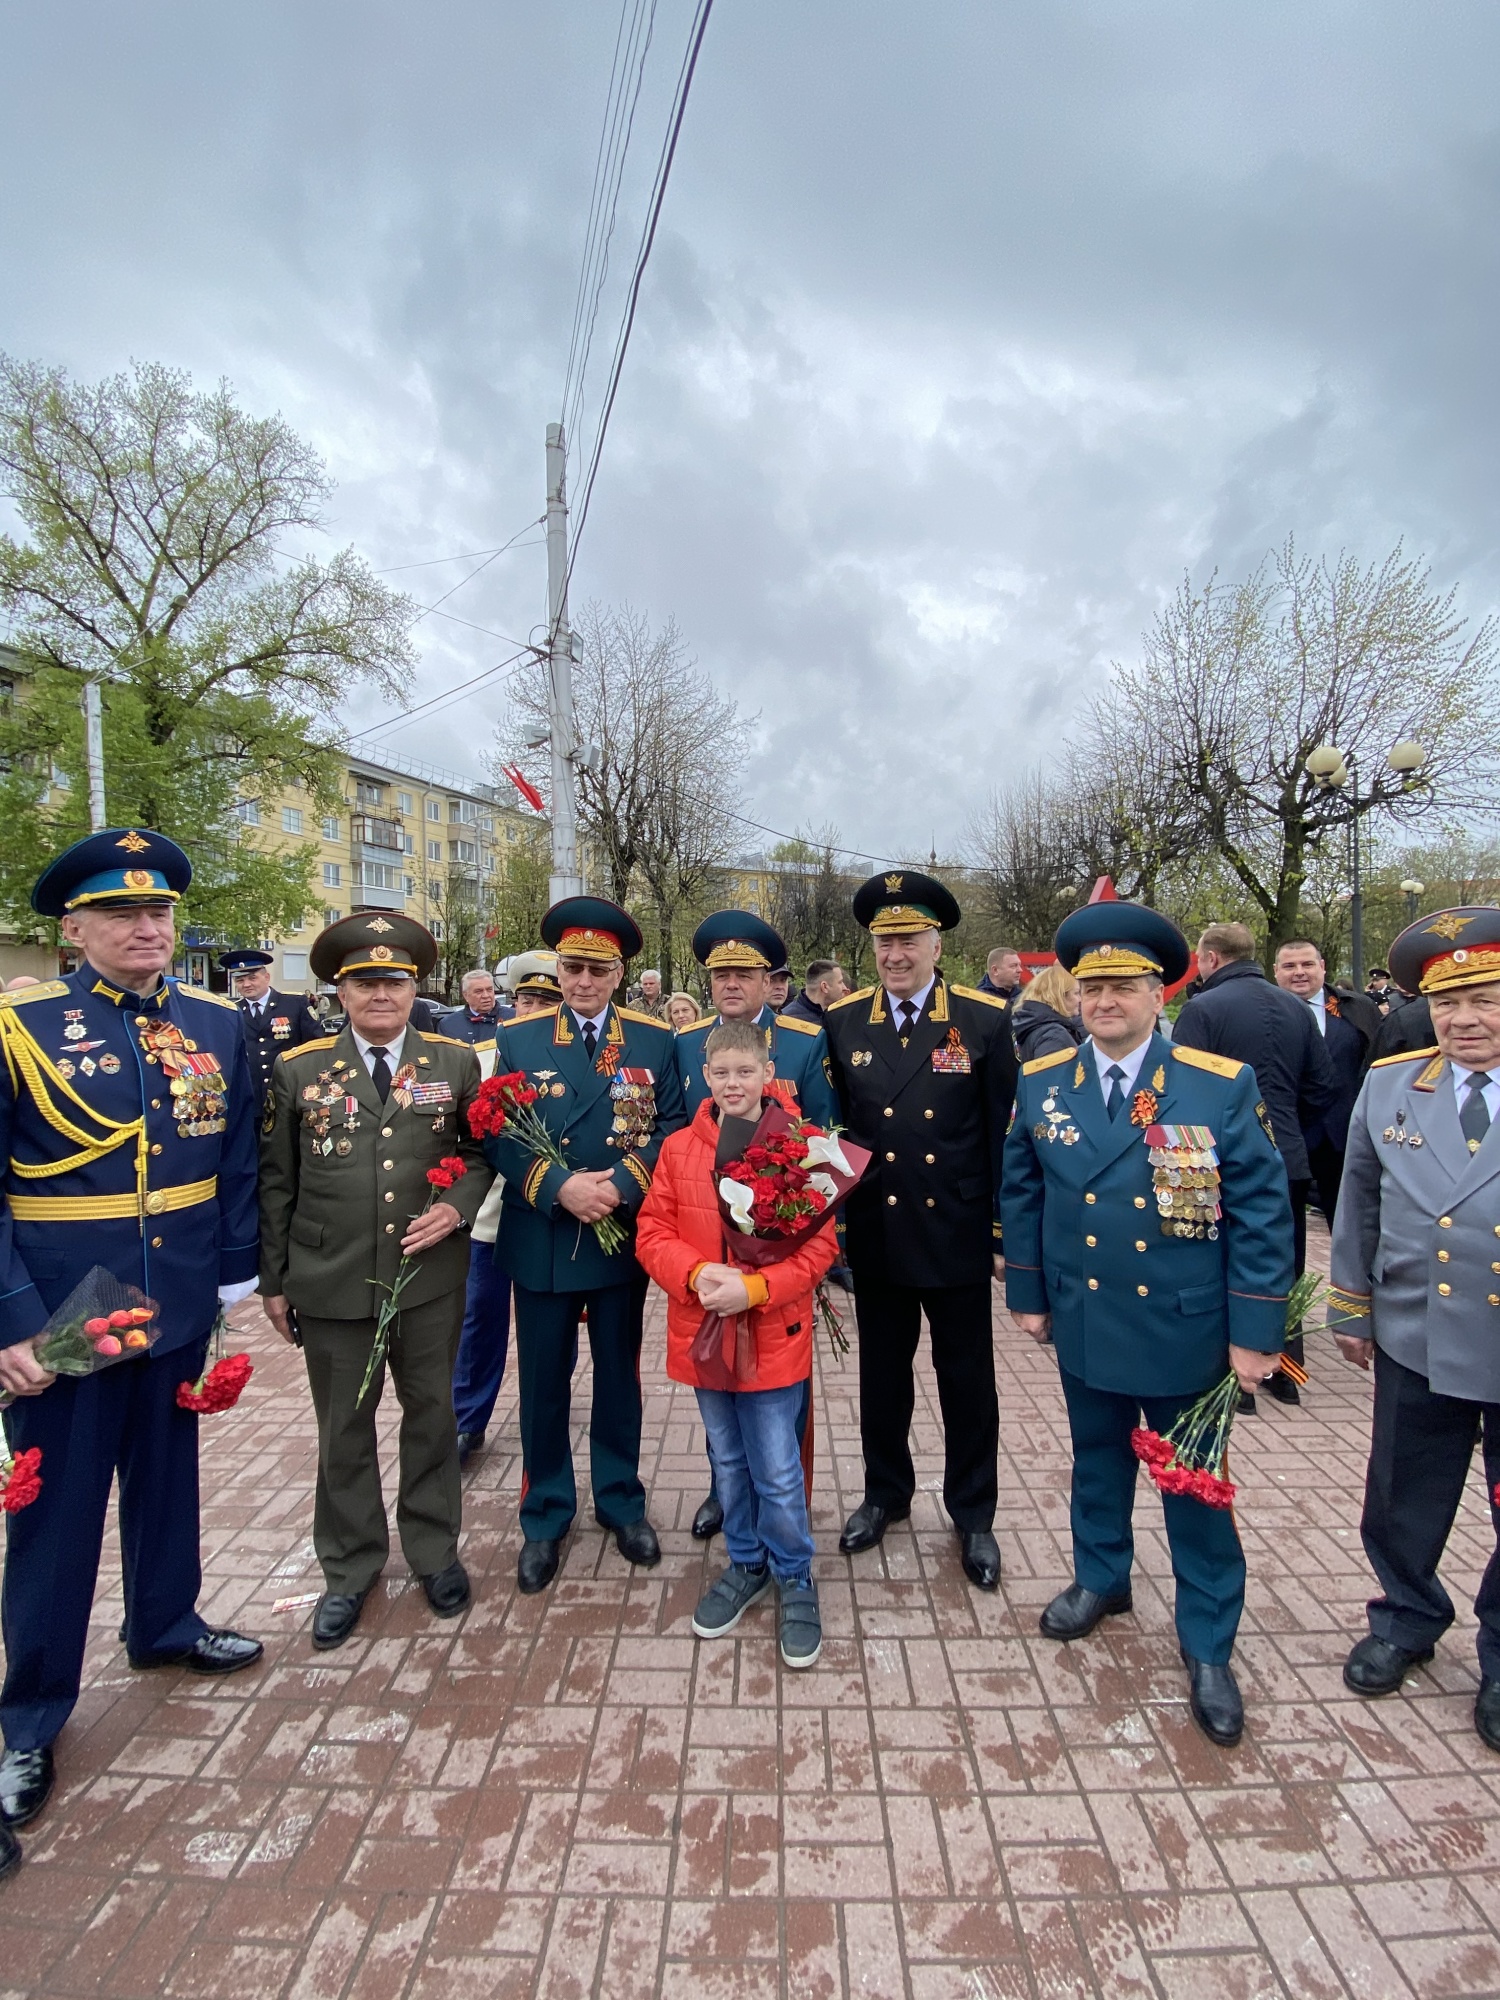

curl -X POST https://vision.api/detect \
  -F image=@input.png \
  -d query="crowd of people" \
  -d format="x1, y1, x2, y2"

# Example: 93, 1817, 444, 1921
0, 827, 1495, 1888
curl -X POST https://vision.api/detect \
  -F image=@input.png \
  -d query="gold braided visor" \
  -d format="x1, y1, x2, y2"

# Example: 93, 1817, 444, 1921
1419, 946, 1500, 993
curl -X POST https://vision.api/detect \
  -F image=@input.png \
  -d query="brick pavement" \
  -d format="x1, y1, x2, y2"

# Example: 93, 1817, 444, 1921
2, 1220, 1499, 1998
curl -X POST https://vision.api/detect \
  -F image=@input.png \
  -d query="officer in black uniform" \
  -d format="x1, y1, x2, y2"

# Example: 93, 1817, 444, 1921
221, 948, 321, 1108
822, 871, 1017, 1590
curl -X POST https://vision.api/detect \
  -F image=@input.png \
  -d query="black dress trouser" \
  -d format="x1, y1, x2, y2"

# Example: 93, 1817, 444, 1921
851, 1279, 998, 1530
1362, 1345, 1500, 1679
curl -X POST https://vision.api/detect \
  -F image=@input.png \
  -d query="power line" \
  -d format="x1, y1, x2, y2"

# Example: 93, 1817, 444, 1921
407, 519, 547, 629
375, 528, 544, 574
344, 646, 532, 740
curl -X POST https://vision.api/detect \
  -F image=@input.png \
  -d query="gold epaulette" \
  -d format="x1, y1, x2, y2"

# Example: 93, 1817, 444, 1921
616, 1006, 670, 1027
1172, 1046, 1244, 1080
681, 1015, 716, 1035
178, 985, 239, 1011
773, 1013, 822, 1037
472, 1036, 498, 1054
951, 983, 1009, 1011
279, 1036, 339, 1062
418, 1031, 469, 1048
1372, 1045, 1439, 1068
1022, 1046, 1075, 1076
0, 981, 70, 1008
827, 986, 875, 1012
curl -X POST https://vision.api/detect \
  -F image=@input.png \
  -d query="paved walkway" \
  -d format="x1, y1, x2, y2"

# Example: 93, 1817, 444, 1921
2, 1224, 1499, 1998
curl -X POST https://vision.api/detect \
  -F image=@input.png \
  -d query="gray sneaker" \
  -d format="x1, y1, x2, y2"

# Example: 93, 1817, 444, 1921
778, 1577, 822, 1669
692, 1564, 772, 1638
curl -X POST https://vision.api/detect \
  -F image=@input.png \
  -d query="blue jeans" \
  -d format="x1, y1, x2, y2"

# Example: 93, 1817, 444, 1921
451, 1238, 512, 1436
696, 1382, 814, 1584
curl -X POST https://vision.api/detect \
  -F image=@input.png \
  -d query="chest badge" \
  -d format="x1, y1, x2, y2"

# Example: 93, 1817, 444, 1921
850, 1049, 874, 1067
931, 1027, 971, 1074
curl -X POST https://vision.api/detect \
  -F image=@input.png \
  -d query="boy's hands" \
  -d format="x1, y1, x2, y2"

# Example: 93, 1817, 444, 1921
694, 1263, 753, 1314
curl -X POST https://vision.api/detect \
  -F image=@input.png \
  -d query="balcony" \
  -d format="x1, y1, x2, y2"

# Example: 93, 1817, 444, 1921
351, 814, 404, 852
351, 885, 404, 912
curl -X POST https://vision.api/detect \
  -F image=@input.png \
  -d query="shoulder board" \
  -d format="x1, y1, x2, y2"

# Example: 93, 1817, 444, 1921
279, 1036, 340, 1061
1022, 1046, 1076, 1076
680, 1016, 715, 1035
0, 980, 70, 1008
773, 1013, 821, 1037
178, 984, 239, 1010
616, 1006, 669, 1028
417, 1031, 470, 1049
472, 1036, 498, 1054
1172, 1045, 1244, 1080
827, 986, 876, 1013
1372, 1045, 1440, 1068
950, 983, 1009, 1011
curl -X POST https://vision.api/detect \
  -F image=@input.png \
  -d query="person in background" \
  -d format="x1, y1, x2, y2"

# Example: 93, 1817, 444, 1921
441, 968, 511, 1045
1372, 977, 1434, 1061
1009, 961, 1083, 1065
221, 947, 323, 1108
665, 991, 700, 1033
1328, 907, 1500, 1755
780, 959, 849, 1025
633, 969, 667, 1020
1365, 966, 1393, 1010
452, 952, 561, 1465
767, 962, 793, 1013
978, 945, 1025, 1002
1173, 921, 1337, 1414
1273, 939, 1379, 1234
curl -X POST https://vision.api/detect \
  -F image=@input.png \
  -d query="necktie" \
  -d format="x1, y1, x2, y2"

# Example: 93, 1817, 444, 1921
1105, 1063, 1127, 1121
582, 1019, 599, 1065
369, 1046, 392, 1103
898, 1001, 918, 1044
1460, 1072, 1492, 1153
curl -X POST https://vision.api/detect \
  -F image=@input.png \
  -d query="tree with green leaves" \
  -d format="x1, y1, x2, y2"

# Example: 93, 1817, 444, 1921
0, 356, 416, 942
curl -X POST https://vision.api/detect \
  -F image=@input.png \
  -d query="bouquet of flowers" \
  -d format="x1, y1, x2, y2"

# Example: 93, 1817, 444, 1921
0, 1446, 42, 1512
468, 1070, 627, 1255
0, 1267, 162, 1409
177, 1306, 254, 1415
692, 1100, 870, 1378
1130, 1271, 1320, 1510
357, 1156, 469, 1406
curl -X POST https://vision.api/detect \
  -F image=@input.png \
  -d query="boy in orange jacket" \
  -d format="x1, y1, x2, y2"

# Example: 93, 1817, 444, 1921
636, 1020, 838, 1667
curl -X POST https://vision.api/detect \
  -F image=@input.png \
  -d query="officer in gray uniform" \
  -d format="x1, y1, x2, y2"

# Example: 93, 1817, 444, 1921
1330, 906, 1500, 1755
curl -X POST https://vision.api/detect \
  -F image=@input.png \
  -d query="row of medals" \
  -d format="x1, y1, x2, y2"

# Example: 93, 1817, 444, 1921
608, 1077, 655, 1151
1151, 1145, 1221, 1241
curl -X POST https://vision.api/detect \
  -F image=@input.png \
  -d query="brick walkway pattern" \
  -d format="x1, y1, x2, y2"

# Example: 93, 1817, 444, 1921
2, 1221, 1499, 1999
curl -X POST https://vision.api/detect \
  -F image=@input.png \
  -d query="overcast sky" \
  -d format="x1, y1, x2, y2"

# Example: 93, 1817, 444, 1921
3, 2, 1497, 860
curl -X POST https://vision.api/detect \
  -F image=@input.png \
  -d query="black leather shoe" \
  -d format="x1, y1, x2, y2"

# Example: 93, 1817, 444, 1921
456, 1429, 486, 1465
129, 1629, 264, 1676
517, 1539, 562, 1595
0, 1819, 20, 1882
421, 1561, 472, 1618
1237, 1390, 1258, 1416
611, 1518, 661, 1568
312, 1590, 368, 1651
1183, 1654, 1244, 1746
1039, 1583, 1134, 1641
959, 1529, 1001, 1590
1343, 1633, 1435, 1696
1476, 1678, 1500, 1753
1265, 1372, 1301, 1406
0, 1747, 53, 1827
691, 1493, 724, 1541
839, 1501, 908, 1554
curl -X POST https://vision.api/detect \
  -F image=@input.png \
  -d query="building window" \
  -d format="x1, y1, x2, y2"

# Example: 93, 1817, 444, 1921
356, 780, 383, 807
485, 853, 495, 873
397, 791, 413, 815
321, 815, 340, 840
235, 800, 260, 826
426, 799, 441, 822
403, 833, 415, 855
449, 840, 478, 865
324, 907, 341, 925
404, 876, 415, 896
431, 919, 445, 941
323, 862, 341, 888
427, 840, 442, 862
282, 806, 304, 835
353, 861, 403, 891
281, 951, 309, 984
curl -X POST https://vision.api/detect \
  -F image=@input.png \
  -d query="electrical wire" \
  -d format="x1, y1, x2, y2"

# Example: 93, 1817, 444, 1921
344, 646, 533, 740
407, 519, 547, 629
375, 527, 545, 574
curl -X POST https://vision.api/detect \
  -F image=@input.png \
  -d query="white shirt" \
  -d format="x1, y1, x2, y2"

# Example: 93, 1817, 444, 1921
1450, 1061, 1500, 1125
883, 977, 936, 1028
1089, 1034, 1153, 1099
1305, 990, 1327, 1036
571, 1008, 610, 1042
352, 1026, 407, 1077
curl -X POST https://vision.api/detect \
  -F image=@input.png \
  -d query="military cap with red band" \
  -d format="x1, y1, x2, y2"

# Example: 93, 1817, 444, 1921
1389, 906, 1500, 996
540, 894, 643, 963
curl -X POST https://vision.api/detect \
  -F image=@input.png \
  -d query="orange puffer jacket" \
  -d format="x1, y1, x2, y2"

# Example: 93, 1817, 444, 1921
635, 1098, 839, 1392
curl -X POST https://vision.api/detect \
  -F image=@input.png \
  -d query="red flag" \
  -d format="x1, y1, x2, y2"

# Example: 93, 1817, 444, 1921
502, 765, 546, 813
1087, 875, 1118, 903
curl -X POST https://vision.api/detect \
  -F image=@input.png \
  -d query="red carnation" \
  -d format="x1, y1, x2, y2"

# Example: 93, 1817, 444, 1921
0, 1447, 42, 1512
1130, 1428, 1172, 1468
426, 1155, 469, 1192
177, 1353, 254, 1414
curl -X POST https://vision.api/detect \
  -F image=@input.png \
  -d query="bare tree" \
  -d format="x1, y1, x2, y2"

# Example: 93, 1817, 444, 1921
763, 831, 872, 985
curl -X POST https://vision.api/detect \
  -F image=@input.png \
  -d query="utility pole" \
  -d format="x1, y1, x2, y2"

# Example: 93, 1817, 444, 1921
544, 423, 583, 901
81, 679, 106, 832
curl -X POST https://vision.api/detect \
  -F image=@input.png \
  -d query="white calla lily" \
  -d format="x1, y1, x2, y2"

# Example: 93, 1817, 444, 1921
802, 1131, 852, 1176
719, 1176, 757, 1234
808, 1171, 837, 1200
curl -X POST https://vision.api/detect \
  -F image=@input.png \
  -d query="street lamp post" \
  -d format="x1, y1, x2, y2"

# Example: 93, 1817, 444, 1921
1399, 878, 1425, 924
1306, 740, 1426, 986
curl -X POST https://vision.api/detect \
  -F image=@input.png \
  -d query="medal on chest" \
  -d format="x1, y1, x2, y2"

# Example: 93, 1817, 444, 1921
139, 1019, 229, 1136
301, 1066, 359, 1154
608, 1067, 656, 1149
1145, 1123, 1220, 1239
930, 1026, 972, 1074
271, 1015, 292, 1040
1032, 1089, 1081, 1146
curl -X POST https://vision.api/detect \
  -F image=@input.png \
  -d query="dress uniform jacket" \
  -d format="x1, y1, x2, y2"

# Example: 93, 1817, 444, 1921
1002, 1033, 1292, 1395
258, 1028, 489, 1314
822, 978, 1016, 1287
1330, 1049, 1500, 1403
487, 1004, 686, 1293
673, 1005, 838, 1130
238, 989, 322, 1108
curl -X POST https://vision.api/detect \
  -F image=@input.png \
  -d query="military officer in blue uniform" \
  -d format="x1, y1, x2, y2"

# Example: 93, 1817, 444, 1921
0, 830, 262, 1834
221, 947, 321, 1109
1003, 903, 1293, 1745
485, 897, 686, 1594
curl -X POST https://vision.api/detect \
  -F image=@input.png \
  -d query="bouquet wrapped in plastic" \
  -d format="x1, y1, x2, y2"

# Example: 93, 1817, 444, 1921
0, 1267, 161, 1408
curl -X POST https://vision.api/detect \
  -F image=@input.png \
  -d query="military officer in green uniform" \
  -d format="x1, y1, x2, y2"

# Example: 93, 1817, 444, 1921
1002, 903, 1293, 1745
258, 913, 490, 1650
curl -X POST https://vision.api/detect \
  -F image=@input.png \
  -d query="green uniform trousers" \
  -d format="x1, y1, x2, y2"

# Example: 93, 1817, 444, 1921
300, 1292, 465, 1595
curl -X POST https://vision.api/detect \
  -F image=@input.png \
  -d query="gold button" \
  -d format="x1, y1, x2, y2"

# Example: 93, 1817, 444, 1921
925, 1153, 935, 1165
1085, 1234, 1097, 1247
884, 1107, 894, 1118
887, 1194, 898, 1206
145, 1054, 158, 1065
151, 1236, 163, 1249
385, 1190, 396, 1203
1085, 1193, 1096, 1205
382, 1127, 393, 1138
1492, 1262, 1500, 1275
150, 1143, 162, 1156
151, 1098, 162, 1110
386, 1223, 396, 1235
383, 1160, 394, 1171
926, 1197, 935, 1208
1134, 1197, 1146, 1210
1136, 1241, 1147, 1253
885, 1151, 896, 1162
1087, 1277, 1099, 1290
1491, 1294, 1500, 1306
1137, 1285, 1149, 1297
1437, 1249, 1450, 1262
924, 1109, 934, 1120
144, 1191, 166, 1214
1438, 1282, 1452, 1296
1439, 1216, 1453, 1228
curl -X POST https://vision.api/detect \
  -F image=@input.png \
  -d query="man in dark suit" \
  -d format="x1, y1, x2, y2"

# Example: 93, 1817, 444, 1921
440, 968, 513, 1044
822, 871, 1017, 1590
221, 949, 322, 1108
1372, 984, 1434, 1061
1173, 922, 1337, 1412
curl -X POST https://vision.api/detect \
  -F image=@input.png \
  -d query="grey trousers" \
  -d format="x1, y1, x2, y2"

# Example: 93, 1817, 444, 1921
299, 1292, 465, 1594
